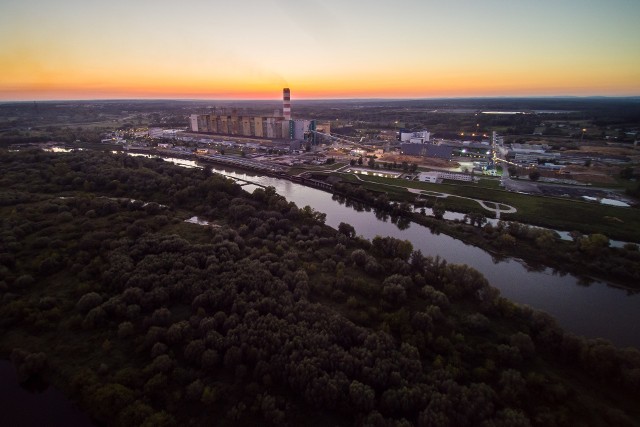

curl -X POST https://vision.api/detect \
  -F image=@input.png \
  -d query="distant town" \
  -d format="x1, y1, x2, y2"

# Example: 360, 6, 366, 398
3, 93, 638, 207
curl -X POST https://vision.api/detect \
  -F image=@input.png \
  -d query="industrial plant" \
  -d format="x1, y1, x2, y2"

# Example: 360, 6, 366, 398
189, 88, 324, 143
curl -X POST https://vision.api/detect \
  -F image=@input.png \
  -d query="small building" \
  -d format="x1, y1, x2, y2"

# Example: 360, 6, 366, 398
400, 130, 431, 143
418, 172, 441, 183
418, 171, 473, 183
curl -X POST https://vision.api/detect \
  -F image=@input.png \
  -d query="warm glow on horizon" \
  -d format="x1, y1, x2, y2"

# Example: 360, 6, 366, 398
1, 0, 639, 101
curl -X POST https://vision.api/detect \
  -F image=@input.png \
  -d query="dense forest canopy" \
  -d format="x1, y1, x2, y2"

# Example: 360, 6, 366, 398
1, 149, 639, 426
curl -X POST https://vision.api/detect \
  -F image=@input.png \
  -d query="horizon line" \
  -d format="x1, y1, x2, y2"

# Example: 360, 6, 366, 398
2, 95, 640, 103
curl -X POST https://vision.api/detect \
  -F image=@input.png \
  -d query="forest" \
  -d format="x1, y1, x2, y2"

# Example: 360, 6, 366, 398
1, 149, 640, 426
330, 181, 640, 289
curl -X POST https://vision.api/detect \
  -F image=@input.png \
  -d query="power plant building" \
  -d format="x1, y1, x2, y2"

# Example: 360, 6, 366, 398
188, 88, 317, 142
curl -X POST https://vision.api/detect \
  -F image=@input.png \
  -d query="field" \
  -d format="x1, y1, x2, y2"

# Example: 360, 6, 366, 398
333, 172, 640, 241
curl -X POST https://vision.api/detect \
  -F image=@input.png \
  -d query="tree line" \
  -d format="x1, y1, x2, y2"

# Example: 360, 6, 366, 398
1, 149, 639, 426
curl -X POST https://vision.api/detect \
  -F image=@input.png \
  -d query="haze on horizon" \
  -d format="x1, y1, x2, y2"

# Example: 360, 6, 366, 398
1, 0, 639, 101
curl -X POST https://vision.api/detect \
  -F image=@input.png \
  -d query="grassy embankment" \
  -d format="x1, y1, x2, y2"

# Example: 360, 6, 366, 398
287, 162, 347, 176
334, 173, 640, 242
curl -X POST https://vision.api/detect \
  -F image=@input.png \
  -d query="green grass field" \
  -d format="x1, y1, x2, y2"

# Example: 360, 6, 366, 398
288, 162, 347, 175
332, 172, 640, 241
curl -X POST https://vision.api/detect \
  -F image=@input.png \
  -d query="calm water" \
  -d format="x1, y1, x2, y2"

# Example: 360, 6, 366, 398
0, 360, 93, 426
128, 154, 639, 348
9, 151, 632, 424
205, 164, 640, 349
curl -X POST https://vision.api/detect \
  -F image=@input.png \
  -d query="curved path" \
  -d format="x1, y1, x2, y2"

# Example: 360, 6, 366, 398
347, 173, 517, 218
408, 188, 516, 218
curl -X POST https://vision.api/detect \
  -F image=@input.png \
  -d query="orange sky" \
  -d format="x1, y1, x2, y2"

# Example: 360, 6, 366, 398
1, 0, 639, 100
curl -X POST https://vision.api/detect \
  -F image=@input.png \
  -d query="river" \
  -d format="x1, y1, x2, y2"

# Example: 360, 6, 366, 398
8, 150, 630, 424
127, 154, 640, 348
207, 163, 639, 349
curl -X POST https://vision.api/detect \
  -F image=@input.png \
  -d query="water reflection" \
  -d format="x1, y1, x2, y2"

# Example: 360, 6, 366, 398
126, 155, 640, 348
203, 164, 639, 348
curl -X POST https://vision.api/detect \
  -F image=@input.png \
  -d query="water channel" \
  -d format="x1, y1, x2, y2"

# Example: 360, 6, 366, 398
4, 151, 636, 424
130, 154, 640, 348
211, 164, 640, 348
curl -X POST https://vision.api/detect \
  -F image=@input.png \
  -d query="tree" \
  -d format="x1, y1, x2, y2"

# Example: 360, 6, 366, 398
579, 233, 609, 256
349, 381, 375, 412
368, 157, 375, 168
76, 292, 103, 313
528, 169, 540, 181
372, 236, 413, 260
432, 203, 445, 220
468, 212, 487, 227
357, 157, 363, 165
497, 233, 516, 247
350, 249, 368, 267
338, 222, 356, 238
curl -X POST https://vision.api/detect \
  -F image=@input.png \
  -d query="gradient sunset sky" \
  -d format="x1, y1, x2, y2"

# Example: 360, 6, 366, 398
1, 0, 639, 100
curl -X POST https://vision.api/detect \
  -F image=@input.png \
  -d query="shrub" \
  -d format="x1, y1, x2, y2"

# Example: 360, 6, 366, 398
76, 292, 103, 313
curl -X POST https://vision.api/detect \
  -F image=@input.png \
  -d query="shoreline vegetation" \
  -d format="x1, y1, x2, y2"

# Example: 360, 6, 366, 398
123, 146, 640, 290
333, 171, 640, 242
1, 149, 640, 426
328, 181, 640, 291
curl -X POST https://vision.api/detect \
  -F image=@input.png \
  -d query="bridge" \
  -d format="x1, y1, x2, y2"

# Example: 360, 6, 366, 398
225, 176, 267, 188
196, 153, 287, 175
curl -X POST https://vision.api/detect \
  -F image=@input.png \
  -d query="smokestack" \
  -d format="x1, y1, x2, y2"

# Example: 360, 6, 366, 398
283, 88, 291, 120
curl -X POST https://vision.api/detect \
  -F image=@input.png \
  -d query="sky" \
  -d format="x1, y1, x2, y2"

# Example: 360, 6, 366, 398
1, 0, 639, 100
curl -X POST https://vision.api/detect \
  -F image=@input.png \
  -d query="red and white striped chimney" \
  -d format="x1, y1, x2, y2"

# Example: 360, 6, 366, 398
283, 88, 291, 120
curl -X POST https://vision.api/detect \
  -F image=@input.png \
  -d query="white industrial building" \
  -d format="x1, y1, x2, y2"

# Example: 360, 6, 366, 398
149, 128, 184, 139
400, 130, 431, 144
418, 171, 473, 183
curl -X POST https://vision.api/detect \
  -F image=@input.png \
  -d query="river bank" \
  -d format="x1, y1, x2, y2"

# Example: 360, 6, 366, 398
96, 148, 640, 346
2, 149, 639, 426
195, 163, 640, 348
139, 149, 640, 283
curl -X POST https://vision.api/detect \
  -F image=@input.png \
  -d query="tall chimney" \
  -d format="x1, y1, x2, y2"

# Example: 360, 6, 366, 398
283, 88, 291, 120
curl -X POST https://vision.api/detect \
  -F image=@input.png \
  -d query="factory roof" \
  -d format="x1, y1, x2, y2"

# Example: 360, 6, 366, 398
401, 144, 453, 159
